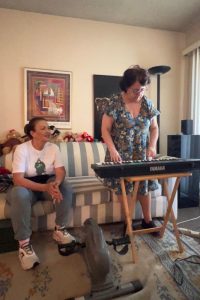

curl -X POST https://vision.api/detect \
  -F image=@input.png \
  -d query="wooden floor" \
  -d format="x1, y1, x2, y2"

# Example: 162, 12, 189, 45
177, 206, 200, 231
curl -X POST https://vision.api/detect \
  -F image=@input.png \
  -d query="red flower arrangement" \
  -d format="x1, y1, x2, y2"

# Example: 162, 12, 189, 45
63, 131, 94, 142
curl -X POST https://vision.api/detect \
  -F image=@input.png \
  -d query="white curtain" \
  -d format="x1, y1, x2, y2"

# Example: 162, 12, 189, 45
189, 47, 200, 134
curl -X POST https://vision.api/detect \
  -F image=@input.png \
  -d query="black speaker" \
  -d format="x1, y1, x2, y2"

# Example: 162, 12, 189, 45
181, 119, 193, 135
167, 134, 200, 208
167, 135, 191, 158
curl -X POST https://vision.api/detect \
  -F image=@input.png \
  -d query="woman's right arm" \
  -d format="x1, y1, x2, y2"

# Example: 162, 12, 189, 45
101, 113, 122, 162
13, 173, 51, 193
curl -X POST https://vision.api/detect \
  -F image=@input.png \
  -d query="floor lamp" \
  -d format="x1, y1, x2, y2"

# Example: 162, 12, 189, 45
148, 65, 171, 154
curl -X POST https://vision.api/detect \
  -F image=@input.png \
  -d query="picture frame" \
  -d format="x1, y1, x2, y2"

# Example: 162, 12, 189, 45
24, 68, 72, 128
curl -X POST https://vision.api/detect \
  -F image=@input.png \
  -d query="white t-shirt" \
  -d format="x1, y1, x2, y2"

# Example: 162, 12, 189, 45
12, 140, 64, 177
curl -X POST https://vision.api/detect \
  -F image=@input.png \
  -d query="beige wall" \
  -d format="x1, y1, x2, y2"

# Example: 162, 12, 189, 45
0, 8, 185, 154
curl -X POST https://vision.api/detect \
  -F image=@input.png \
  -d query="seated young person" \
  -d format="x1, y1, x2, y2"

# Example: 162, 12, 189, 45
6, 117, 75, 270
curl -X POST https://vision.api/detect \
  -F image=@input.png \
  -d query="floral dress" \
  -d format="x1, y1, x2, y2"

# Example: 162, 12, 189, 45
103, 94, 160, 195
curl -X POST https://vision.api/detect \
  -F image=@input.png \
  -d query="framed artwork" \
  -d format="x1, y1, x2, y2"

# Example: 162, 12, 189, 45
24, 68, 72, 128
93, 74, 121, 140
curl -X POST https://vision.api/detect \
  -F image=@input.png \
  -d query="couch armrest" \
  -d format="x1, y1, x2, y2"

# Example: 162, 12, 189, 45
160, 177, 178, 215
3, 151, 13, 172
161, 176, 177, 196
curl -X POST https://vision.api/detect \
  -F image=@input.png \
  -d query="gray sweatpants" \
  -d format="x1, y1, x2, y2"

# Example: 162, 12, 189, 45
6, 178, 73, 241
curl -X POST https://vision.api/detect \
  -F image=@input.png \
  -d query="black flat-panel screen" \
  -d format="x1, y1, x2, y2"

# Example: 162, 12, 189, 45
93, 75, 121, 141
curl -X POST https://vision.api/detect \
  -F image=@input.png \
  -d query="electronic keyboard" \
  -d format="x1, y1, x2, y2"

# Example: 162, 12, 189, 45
91, 156, 200, 178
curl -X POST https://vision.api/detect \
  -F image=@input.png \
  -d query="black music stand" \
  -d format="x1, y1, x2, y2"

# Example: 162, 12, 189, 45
148, 65, 171, 153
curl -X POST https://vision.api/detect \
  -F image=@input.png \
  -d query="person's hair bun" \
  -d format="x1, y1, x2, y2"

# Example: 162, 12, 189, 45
24, 123, 30, 136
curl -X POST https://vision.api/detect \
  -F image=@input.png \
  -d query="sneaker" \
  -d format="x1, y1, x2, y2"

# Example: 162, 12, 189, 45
53, 227, 76, 244
19, 243, 40, 270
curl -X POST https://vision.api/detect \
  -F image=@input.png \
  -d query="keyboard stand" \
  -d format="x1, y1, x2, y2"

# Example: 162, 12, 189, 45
120, 172, 192, 263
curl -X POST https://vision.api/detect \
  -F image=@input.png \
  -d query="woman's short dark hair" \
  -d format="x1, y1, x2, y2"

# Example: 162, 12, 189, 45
24, 117, 47, 139
119, 65, 151, 92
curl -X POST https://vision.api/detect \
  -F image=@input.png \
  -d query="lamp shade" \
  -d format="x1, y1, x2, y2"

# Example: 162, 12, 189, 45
148, 65, 171, 75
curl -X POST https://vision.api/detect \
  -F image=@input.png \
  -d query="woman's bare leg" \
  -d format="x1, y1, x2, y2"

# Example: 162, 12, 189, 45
137, 192, 152, 223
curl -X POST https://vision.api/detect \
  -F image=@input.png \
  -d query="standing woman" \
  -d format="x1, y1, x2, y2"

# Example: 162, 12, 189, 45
101, 65, 159, 229
6, 117, 75, 270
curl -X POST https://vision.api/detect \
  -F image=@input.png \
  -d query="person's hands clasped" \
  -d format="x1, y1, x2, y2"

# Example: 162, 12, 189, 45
109, 148, 122, 163
46, 181, 63, 203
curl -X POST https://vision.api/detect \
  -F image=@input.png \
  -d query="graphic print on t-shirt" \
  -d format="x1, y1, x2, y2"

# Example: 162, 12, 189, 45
35, 158, 46, 175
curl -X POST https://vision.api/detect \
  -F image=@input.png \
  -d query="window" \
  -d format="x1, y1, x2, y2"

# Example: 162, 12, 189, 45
183, 42, 200, 134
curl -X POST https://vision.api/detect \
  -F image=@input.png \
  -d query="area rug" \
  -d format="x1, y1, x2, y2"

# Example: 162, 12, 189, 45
140, 221, 200, 300
0, 221, 200, 300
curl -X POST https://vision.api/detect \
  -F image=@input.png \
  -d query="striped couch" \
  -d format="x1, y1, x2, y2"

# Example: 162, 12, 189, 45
0, 142, 177, 231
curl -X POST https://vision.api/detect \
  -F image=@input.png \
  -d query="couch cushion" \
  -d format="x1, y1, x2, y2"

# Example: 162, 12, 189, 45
67, 176, 111, 206
0, 176, 111, 220
31, 194, 177, 230
57, 142, 107, 177
1, 195, 55, 220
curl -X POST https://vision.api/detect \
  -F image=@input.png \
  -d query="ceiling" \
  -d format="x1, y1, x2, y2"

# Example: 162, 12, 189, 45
0, 0, 200, 32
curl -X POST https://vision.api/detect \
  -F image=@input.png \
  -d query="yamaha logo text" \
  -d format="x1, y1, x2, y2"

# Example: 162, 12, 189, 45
150, 166, 165, 172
